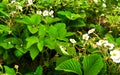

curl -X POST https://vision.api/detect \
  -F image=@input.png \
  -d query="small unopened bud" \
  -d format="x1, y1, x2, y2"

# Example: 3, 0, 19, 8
8, 30, 12, 35
14, 65, 19, 70
8, 42, 11, 44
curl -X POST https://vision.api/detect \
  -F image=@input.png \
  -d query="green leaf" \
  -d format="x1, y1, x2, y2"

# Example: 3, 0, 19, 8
3, 51, 8, 60
48, 25, 57, 38
29, 46, 39, 60
34, 66, 43, 75
0, 43, 14, 49
105, 34, 114, 43
4, 66, 15, 75
0, 10, 10, 18
55, 58, 82, 75
66, 32, 75, 37
37, 41, 44, 52
0, 24, 10, 33
58, 11, 85, 20
83, 54, 104, 75
67, 47, 76, 56
44, 37, 55, 49
56, 56, 72, 66
22, 15, 32, 24
38, 25, 46, 40
43, 17, 61, 24
27, 25, 38, 34
72, 20, 86, 27
116, 37, 120, 45
14, 50, 24, 57
26, 36, 38, 49
31, 14, 41, 25
54, 23, 67, 38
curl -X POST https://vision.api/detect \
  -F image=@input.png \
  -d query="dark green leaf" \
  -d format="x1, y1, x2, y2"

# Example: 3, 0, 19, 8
29, 46, 39, 60
34, 66, 43, 75
0, 10, 10, 18
14, 50, 24, 57
3, 51, 8, 60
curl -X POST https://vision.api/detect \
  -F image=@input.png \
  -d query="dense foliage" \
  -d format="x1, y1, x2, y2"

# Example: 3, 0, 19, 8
0, 0, 120, 75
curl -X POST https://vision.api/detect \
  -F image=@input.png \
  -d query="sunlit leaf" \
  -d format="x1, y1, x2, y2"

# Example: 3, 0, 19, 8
116, 37, 120, 45
37, 40, 44, 52
55, 58, 82, 75
26, 36, 38, 49
43, 17, 61, 24
31, 14, 41, 25
27, 25, 38, 34
54, 23, 66, 38
38, 25, 46, 40
83, 54, 103, 75
4, 66, 15, 75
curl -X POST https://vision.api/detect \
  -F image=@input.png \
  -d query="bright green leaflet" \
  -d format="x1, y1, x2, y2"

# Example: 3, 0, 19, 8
55, 58, 82, 75
83, 54, 104, 75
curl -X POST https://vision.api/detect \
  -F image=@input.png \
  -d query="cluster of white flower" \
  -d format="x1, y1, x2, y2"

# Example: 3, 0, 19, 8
36, 10, 54, 17
82, 28, 95, 40
96, 39, 120, 63
96, 39, 114, 50
110, 50, 120, 63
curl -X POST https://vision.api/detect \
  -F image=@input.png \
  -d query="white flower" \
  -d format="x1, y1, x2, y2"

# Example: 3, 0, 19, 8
43, 10, 49, 16
10, 11, 17, 15
93, 0, 98, 3
82, 34, 89, 40
104, 43, 114, 50
88, 28, 95, 34
102, 3, 106, 8
110, 50, 120, 59
49, 10, 54, 17
70, 38, 76, 44
17, 5, 23, 11
36, 10, 42, 15
11, 0, 16, 4
28, 0, 33, 5
110, 50, 120, 63
96, 39, 108, 46
112, 57, 120, 63
59, 45, 69, 55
